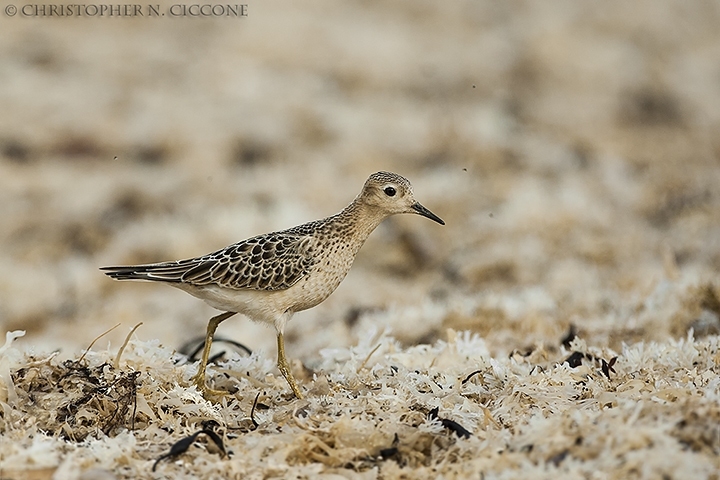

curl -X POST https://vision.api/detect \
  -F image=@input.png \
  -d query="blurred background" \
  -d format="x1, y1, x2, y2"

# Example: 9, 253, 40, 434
1, 1, 719, 364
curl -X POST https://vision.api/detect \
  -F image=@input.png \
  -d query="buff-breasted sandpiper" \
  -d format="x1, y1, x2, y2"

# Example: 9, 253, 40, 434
101, 171, 444, 399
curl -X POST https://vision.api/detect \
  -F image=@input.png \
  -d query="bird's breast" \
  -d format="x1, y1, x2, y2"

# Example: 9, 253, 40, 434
286, 239, 360, 312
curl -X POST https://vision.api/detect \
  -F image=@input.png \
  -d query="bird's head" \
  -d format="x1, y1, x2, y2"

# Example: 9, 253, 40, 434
358, 171, 444, 225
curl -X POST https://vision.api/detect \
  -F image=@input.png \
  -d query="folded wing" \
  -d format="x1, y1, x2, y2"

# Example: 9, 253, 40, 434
101, 233, 316, 291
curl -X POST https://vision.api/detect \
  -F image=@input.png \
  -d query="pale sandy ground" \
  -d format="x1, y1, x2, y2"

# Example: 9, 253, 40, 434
1, 1, 720, 479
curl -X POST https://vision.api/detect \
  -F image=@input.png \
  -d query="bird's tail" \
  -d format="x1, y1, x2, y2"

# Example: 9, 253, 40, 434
100, 263, 187, 283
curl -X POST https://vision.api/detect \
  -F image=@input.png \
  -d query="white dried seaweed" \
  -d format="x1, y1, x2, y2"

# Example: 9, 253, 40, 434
1, 287, 720, 479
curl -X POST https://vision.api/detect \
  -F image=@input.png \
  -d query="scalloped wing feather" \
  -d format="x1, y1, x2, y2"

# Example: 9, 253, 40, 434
101, 232, 317, 291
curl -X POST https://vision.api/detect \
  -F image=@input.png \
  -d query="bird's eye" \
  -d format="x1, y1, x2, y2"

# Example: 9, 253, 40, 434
384, 186, 396, 197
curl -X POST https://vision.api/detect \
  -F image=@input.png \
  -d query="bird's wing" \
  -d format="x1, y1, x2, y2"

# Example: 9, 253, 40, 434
101, 232, 317, 291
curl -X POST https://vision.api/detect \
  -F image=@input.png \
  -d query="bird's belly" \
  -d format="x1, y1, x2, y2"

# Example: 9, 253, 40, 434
174, 275, 346, 325
174, 283, 282, 325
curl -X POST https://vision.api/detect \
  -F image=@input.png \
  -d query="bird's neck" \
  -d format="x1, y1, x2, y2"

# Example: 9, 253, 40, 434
335, 198, 388, 245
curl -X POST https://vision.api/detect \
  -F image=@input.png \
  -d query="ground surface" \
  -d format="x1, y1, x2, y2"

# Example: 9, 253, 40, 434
1, 1, 719, 479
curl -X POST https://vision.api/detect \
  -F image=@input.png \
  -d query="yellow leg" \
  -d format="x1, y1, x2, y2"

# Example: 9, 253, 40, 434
192, 311, 236, 398
277, 332, 303, 399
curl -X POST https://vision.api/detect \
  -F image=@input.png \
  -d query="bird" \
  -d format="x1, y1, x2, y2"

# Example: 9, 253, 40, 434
101, 171, 444, 399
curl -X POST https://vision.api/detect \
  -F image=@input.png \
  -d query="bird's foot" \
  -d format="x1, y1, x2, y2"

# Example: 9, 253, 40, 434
277, 332, 304, 399
192, 372, 231, 400
277, 360, 304, 399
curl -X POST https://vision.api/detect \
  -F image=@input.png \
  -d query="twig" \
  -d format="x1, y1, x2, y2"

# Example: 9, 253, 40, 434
114, 322, 143, 369
78, 323, 120, 363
